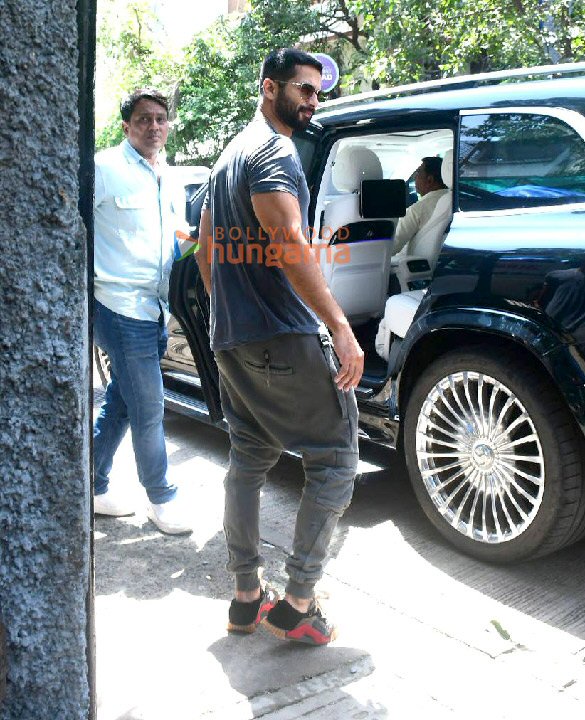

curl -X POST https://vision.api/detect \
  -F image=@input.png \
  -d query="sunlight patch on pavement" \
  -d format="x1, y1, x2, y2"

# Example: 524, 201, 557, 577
356, 457, 385, 474
326, 522, 581, 661
116, 533, 162, 546
95, 590, 251, 720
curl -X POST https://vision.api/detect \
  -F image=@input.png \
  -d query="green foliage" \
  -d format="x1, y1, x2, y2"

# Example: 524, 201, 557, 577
96, 0, 179, 152
96, 0, 585, 163
348, 0, 585, 85
172, 0, 323, 165
95, 115, 125, 153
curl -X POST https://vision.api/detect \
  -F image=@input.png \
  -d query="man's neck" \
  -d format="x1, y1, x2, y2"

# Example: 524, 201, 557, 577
127, 140, 160, 168
258, 104, 292, 138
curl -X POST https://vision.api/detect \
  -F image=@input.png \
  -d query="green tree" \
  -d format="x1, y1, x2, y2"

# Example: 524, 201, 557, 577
348, 0, 585, 85
173, 0, 322, 165
96, 0, 179, 151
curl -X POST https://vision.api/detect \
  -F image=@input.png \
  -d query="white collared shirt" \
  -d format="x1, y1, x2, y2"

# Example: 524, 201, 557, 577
393, 188, 450, 257
94, 139, 187, 322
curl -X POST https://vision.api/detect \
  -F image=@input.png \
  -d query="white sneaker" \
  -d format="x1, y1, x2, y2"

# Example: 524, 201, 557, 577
146, 496, 193, 535
94, 489, 135, 517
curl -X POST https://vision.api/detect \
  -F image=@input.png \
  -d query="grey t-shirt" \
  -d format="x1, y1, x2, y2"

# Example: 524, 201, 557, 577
204, 117, 319, 351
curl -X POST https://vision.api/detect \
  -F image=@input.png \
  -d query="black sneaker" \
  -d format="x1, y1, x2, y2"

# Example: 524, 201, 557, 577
262, 599, 337, 645
227, 586, 280, 634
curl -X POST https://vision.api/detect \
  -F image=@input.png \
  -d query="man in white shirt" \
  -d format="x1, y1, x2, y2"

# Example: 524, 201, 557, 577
393, 156, 449, 256
93, 88, 191, 534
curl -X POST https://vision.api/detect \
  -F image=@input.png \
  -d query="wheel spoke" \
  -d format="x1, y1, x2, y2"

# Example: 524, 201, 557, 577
493, 411, 530, 442
476, 374, 487, 437
492, 469, 518, 534
494, 396, 515, 436
429, 405, 463, 434
448, 376, 476, 430
498, 458, 543, 485
418, 432, 462, 450
430, 465, 469, 496
462, 372, 482, 434
488, 474, 504, 542
450, 473, 477, 525
493, 467, 530, 521
486, 382, 501, 438
496, 434, 539, 451
421, 459, 469, 478
466, 473, 483, 537
437, 384, 469, 428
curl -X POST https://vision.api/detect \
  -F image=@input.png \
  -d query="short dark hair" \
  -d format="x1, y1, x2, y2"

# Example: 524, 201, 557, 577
421, 156, 445, 186
259, 48, 322, 92
120, 88, 169, 122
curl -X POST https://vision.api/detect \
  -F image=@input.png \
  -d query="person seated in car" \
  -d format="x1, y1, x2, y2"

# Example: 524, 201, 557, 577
392, 156, 449, 256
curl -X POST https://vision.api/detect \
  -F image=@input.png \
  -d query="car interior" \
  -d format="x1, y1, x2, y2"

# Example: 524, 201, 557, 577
312, 129, 454, 389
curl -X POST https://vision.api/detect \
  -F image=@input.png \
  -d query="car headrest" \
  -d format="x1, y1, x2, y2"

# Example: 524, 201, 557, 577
441, 149, 454, 190
332, 146, 383, 193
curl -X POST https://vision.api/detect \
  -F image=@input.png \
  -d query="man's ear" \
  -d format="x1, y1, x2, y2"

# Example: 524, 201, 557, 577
262, 77, 278, 100
122, 121, 129, 137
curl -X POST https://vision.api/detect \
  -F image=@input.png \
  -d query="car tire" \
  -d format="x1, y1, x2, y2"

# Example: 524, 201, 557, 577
404, 346, 585, 562
94, 345, 111, 389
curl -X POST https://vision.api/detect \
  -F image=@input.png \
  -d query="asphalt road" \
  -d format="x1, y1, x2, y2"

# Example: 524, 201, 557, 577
94, 388, 585, 719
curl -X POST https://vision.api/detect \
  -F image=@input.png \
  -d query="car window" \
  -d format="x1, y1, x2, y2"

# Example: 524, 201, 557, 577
312, 129, 453, 236
458, 112, 585, 211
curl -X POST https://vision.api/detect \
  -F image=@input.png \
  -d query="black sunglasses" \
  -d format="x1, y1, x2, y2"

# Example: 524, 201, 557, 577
276, 80, 326, 102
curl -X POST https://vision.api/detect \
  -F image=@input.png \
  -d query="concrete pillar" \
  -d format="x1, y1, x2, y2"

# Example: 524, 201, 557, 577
0, 1, 94, 718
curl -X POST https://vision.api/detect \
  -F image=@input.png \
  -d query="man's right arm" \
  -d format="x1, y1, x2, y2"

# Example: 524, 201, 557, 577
392, 201, 421, 255
195, 207, 213, 295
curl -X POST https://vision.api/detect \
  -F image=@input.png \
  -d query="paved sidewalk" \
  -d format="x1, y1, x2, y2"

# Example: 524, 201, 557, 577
94, 381, 585, 719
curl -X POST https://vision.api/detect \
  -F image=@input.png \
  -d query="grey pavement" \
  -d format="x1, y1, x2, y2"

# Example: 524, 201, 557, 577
93, 375, 585, 719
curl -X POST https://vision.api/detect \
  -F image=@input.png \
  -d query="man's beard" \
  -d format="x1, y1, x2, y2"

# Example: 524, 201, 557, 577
274, 92, 312, 132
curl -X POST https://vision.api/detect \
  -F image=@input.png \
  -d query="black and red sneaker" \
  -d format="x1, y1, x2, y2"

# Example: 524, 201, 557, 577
227, 586, 279, 634
262, 599, 337, 645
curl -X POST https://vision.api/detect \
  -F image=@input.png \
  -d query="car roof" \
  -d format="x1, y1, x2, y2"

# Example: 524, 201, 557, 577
314, 64, 585, 129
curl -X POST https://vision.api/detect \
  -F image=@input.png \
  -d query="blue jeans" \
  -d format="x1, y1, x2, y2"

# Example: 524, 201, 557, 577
93, 300, 176, 504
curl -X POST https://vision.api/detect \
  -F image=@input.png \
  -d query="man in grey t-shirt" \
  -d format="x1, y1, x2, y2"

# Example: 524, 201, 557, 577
197, 48, 363, 645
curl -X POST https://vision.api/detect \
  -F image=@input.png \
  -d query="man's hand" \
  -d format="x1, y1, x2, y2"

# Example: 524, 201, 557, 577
330, 321, 364, 391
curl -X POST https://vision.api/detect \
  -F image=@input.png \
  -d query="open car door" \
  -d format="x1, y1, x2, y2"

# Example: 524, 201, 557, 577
168, 185, 223, 423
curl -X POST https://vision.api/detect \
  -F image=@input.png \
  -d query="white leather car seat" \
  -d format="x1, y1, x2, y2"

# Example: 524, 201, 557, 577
375, 289, 425, 361
324, 146, 384, 231
318, 147, 395, 324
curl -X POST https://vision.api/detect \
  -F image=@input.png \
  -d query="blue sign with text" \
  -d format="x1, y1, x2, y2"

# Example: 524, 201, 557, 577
313, 53, 340, 93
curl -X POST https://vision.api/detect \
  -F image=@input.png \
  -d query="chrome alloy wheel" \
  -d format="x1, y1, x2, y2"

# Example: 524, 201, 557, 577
415, 371, 545, 544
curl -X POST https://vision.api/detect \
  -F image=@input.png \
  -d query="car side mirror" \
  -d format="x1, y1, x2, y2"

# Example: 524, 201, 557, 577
360, 179, 407, 218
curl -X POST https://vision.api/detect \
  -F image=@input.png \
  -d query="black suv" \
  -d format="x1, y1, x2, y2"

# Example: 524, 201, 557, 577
99, 62, 585, 563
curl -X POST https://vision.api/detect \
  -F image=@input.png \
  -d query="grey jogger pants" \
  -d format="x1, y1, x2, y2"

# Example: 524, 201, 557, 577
215, 332, 359, 599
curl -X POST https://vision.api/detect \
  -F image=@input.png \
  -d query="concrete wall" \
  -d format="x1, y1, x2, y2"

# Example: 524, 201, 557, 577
0, 1, 92, 718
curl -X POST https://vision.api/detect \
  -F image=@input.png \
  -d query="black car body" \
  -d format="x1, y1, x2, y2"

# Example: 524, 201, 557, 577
145, 63, 585, 562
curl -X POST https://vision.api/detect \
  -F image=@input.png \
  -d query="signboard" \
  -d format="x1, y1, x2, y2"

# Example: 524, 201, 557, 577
313, 53, 340, 93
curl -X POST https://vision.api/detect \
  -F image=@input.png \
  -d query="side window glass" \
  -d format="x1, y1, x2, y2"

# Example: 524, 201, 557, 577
458, 113, 585, 211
